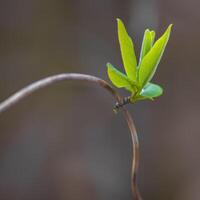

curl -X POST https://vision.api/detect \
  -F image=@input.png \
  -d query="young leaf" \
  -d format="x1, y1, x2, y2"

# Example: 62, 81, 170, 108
138, 24, 172, 87
117, 18, 137, 82
139, 29, 155, 66
107, 63, 133, 92
130, 82, 163, 103
150, 30, 156, 44
140, 82, 163, 98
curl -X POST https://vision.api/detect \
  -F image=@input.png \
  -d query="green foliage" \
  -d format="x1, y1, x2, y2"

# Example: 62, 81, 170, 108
117, 19, 137, 82
138, 24, 172, 87
139, 82, 163, 100
139, 29, 155, 66
107, 19, 172, 103
107, 63, 134, 92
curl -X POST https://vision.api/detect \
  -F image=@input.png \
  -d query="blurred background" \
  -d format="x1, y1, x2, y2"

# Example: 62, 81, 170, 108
0, 0, 199, 199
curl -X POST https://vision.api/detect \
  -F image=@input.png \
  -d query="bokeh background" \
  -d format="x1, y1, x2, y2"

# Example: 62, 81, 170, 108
0, 0, 199, 199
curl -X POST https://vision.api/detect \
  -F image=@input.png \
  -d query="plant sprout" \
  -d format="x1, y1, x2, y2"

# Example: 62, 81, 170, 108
0, 18, 173, 200
107, 18, 172, 110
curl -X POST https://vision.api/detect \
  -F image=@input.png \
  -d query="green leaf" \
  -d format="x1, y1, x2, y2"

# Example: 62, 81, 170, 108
107, 63, 133, 92
117, 18, 137, 82
138, 24, 172, 87
150, 30, 156, 44
140, 82, 163, 99
139, 29, 155, 66
130, 82, 163, 103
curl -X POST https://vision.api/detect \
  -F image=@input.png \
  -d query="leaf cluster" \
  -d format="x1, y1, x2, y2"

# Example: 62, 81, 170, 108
107, 19, 172, 103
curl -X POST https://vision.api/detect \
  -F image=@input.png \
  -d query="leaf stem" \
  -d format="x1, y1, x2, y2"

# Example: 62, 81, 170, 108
0, 73, 141, 199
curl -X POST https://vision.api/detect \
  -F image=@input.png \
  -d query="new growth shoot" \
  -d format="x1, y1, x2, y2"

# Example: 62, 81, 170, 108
107, 19, 172, 112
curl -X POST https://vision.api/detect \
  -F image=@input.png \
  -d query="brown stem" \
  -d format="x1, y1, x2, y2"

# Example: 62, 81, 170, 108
0, 73, 141, 199
123, 110, 142, 200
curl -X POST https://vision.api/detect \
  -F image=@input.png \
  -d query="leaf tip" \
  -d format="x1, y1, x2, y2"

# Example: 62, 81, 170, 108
116, 18, 126, 30
166, 24, 173, 34
145, 28, 150, 32
106, 62, 111, 68
116, 18, 122, 23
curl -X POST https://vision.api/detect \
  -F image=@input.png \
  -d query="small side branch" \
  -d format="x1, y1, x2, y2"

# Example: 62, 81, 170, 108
0, 73, 141, 199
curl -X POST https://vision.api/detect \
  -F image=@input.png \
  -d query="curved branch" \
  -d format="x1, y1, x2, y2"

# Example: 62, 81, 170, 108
0, 73, 118, 113
0, 73, 141, 199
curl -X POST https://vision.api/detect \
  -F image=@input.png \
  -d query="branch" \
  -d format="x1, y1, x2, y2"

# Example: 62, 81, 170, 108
0, 73, 141, 199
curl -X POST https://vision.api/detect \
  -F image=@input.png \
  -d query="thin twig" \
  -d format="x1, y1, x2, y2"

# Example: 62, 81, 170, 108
0, 73, 141, 199
123, 110, 142, 200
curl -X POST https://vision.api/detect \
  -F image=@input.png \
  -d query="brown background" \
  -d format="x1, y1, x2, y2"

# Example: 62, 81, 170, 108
0, 0, 199, 199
